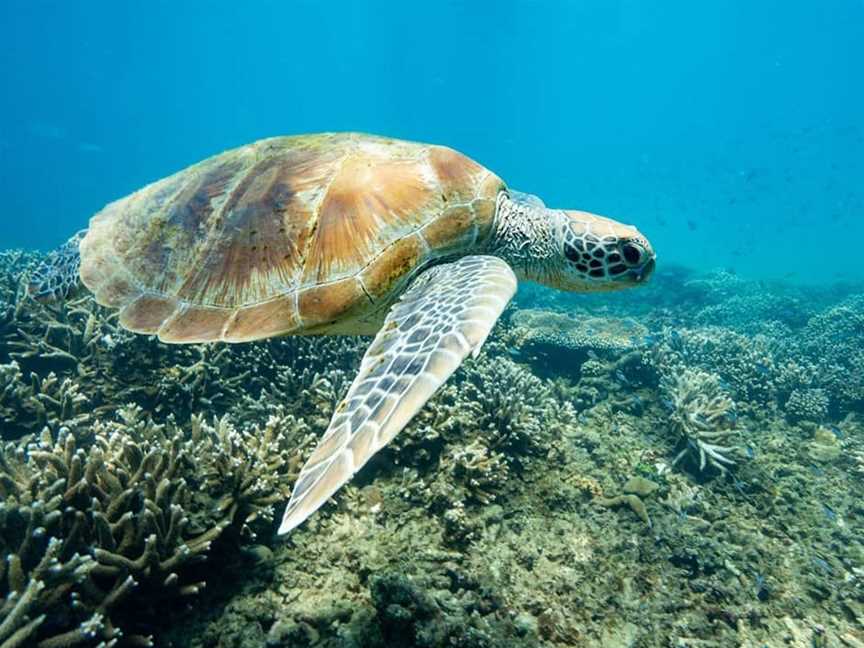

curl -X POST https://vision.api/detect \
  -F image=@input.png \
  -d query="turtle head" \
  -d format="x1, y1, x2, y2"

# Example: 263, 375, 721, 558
553, 209, 656, 292
492, 190, 655, 292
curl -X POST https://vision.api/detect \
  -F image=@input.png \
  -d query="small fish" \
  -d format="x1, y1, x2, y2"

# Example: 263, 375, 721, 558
718, 378, 731, 391
755, 363, 770, 375
643, 334, 657, 346
829, 425, 844, 439
631, 395, 643, 407
726, 411, 739, 424
578, 413, 588, 424
670, 330, 681, 343
661, 398, 675, 411
615, 370, 629, 385
822, 504, 836, 522
810, 464, 824, 477
745, 445, 755, 459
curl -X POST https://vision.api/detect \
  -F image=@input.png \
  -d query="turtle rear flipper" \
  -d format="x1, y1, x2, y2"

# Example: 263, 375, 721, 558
25, 230, 87, 302
278, 255, 517, 535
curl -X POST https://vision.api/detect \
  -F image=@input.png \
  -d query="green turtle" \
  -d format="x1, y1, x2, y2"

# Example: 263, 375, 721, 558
60, 132, 654, 534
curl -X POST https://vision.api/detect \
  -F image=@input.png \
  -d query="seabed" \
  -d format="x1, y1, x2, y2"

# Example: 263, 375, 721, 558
1, 249, 862, 647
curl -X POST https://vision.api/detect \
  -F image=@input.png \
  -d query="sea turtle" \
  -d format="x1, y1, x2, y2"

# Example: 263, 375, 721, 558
50, 133, 656, 534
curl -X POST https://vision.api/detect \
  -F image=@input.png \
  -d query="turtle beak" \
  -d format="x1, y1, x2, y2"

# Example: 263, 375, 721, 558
633, 256, 656, 283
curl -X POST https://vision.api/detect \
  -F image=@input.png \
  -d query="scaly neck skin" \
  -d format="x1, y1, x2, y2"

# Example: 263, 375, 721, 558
486, 191, 563, 284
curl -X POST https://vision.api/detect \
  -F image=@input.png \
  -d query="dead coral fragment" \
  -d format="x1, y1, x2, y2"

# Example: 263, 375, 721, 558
661, 368, 741, 473
595, 494, 652, 527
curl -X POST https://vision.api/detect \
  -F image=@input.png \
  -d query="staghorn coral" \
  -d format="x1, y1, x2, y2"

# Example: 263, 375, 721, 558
0, 403, 307, 647
5, 296, 104, 372
682, 269, 746, 300
0, 536, 95, 648
3, 293, 232, 419
231, 337, 362, 428
0, 417, 227, 646
0, 252, 43, 364
660, 368, 741, 473
187, 410, 313, 536
0, 361, 90, 439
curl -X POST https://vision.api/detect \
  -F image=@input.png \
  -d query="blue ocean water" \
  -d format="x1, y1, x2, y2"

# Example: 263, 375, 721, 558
1, 1, 862, 282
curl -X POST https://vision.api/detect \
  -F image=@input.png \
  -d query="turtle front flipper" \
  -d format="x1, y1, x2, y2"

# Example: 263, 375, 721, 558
278, 255, 518, 535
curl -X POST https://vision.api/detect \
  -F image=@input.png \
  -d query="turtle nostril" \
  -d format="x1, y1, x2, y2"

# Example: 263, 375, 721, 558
621, 242, 643, 265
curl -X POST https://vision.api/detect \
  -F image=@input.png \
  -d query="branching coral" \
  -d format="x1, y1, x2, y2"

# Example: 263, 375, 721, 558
380, 349, 580, 529
650, 327, 778, 410
188, 410, 313, 535
785, 388, 830, 423
0, 361, 90, 438
5, 296, 104, 372
0, 403, 307, 646
798, 294, 864, 413
0, 415, 230, 646
457, 351, 574, 458
440, 438, 509, 506
661, 368, 741, 473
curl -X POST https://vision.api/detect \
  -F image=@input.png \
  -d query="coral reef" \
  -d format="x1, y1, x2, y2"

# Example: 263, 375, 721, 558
2, 247, 864, 647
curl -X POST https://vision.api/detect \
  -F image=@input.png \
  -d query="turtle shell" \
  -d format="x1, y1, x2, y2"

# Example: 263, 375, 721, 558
79, 133, 504, 343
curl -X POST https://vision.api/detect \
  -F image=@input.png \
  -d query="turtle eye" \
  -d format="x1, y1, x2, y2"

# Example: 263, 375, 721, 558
621, 242, 644, 266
